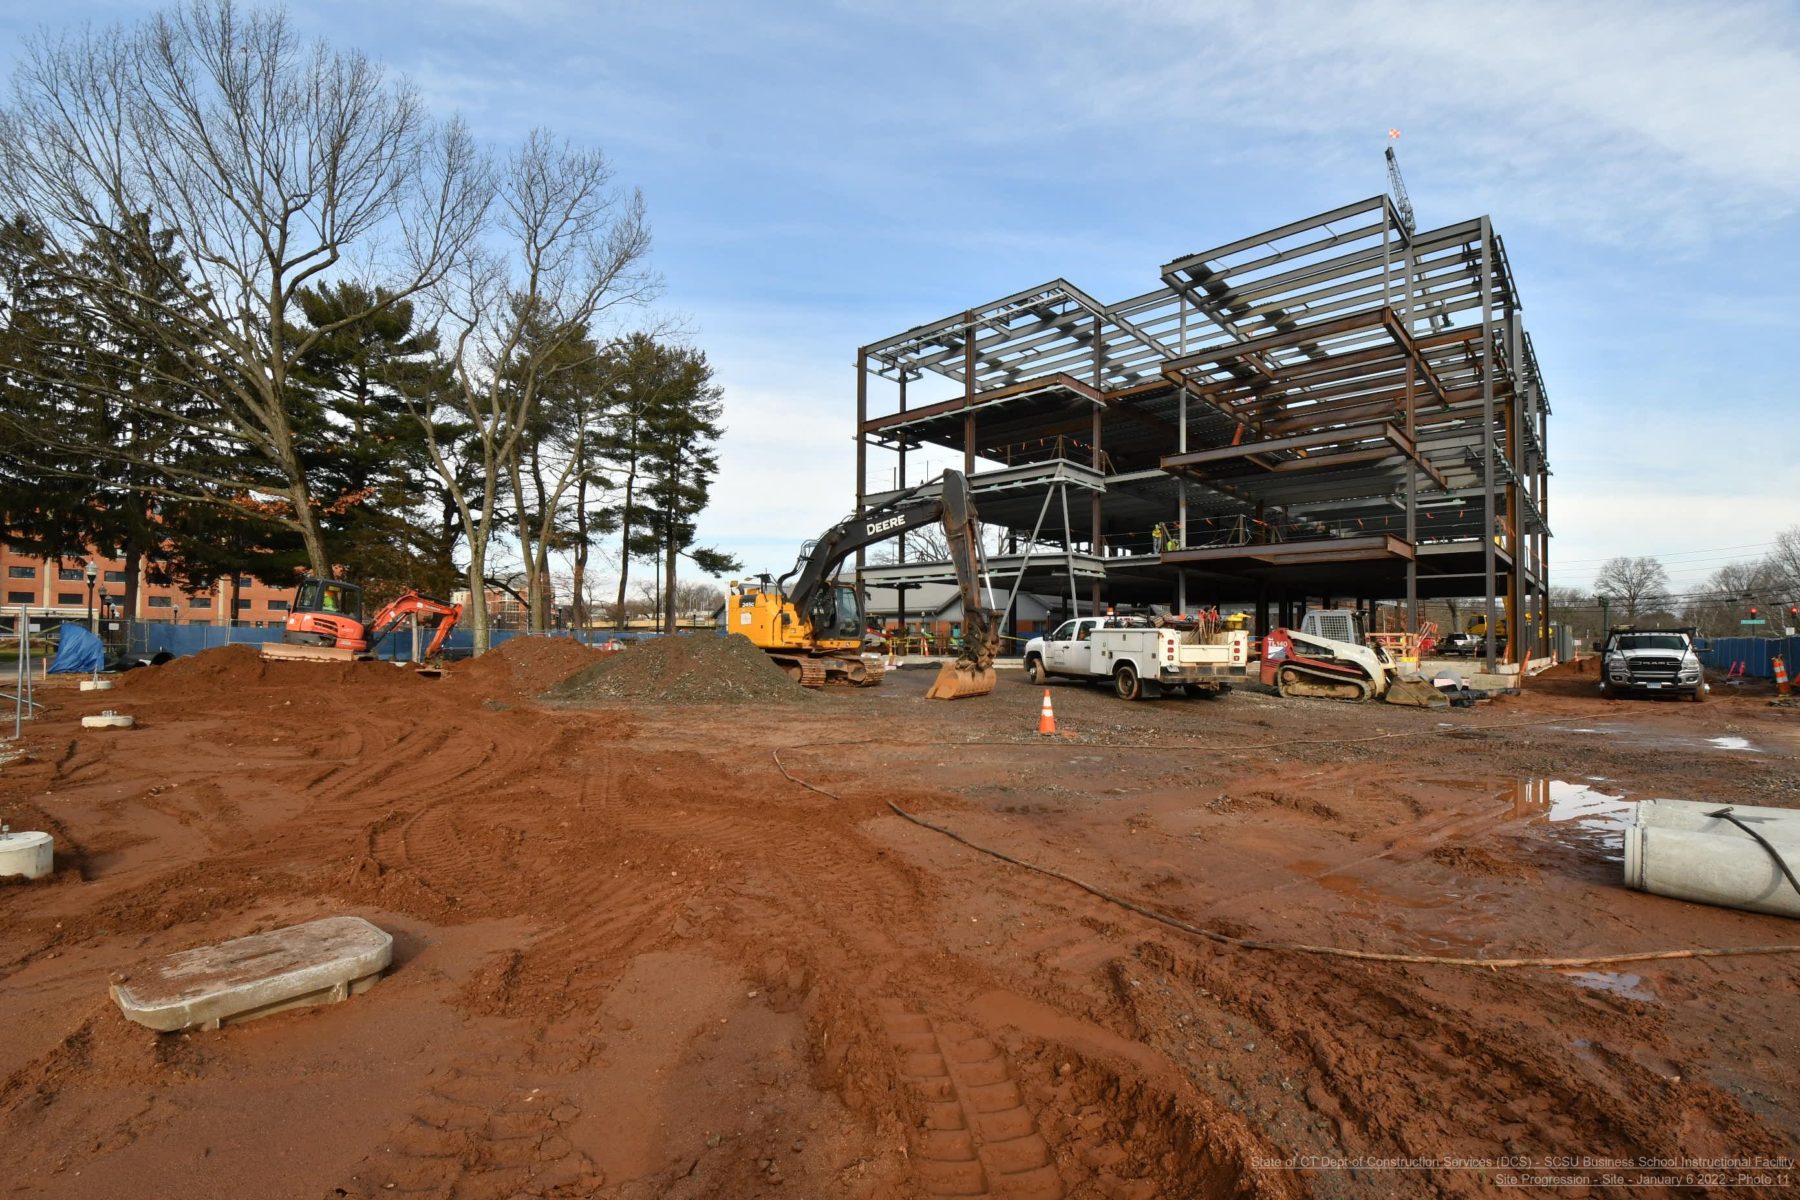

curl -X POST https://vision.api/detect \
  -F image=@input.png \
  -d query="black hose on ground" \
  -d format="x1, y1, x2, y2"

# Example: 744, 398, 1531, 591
771, 742, 1800, 972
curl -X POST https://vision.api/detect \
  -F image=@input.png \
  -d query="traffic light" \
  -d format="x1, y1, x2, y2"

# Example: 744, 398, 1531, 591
1749, 605, 1759, 619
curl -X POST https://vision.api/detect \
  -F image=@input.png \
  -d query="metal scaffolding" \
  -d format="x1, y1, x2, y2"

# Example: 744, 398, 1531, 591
852, 193, 1550, 668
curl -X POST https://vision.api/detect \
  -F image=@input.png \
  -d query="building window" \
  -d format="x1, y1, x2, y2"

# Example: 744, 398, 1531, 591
188, 597, 212, 609
7, 565, 35, 579
6, 590, 33, 604
147, 595, 173, 609
104, 570, 127, 583
58, 592, 83, 605
268, 599, 289, 611
238, 576, 254, 588
59, 568, 82, 581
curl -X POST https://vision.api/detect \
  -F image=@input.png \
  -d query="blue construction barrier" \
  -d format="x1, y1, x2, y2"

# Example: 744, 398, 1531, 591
1696, 636, 1800, 679
126, 622, 698, 661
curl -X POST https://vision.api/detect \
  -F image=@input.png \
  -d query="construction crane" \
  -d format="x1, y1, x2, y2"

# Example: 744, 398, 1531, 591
263, 577, 463, 664
726, 469, 999, 700
1385, 145, 1417, 236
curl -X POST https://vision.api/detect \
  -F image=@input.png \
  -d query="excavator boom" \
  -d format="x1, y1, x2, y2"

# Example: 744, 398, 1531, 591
364, 592, 464, 657
923, 472, 999, 700
735, 469, 1000, 699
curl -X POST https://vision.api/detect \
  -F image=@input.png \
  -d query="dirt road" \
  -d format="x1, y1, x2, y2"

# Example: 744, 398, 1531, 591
1, 644, 1796, 1198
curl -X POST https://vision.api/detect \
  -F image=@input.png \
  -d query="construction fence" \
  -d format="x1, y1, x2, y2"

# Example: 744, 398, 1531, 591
123, 621, 673, 661
1697, 636, 1800, 680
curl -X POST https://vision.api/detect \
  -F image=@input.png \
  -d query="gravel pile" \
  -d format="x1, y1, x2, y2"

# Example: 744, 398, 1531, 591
545, 633, 812, 705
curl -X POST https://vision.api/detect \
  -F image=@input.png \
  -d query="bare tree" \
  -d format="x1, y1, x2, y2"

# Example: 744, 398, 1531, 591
1593, 555, 1669, 621
1684, 559, 1780, 635
412, 130, 653, 653
1766, 526, 1800, 604
673, 581, 725, 618
0, 1, 488, 574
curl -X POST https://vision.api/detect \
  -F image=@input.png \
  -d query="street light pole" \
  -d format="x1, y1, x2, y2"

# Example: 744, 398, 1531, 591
84, 561, 98, 635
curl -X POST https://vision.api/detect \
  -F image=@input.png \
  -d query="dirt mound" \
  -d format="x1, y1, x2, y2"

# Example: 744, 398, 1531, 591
449, 636, 599, 697
546, 633, 812, 705
115, 642, 267, 697
115, 642, 426, 698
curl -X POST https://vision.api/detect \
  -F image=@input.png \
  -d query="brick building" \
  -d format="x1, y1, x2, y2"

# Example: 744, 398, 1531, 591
0, 543, 296, 626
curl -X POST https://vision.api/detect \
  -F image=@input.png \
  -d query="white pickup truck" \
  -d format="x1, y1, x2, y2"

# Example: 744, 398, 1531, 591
1023, 616, 1254, 701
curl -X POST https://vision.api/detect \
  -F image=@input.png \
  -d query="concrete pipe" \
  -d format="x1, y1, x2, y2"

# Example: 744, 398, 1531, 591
1633, 798, 1800, 837
1623, 815, 1800, 920
0, 831, 54, 880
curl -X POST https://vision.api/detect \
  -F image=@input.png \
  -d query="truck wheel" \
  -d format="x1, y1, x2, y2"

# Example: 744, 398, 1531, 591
1690, 686, 1706, 703
1028, 655, 1048, 685
1114, 663, 1143, 701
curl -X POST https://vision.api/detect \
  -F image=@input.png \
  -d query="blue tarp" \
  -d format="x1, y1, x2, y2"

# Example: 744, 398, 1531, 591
48, 623, 106, 674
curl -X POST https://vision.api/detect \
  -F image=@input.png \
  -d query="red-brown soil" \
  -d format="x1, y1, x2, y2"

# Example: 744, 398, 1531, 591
0, 649, 1795, 1198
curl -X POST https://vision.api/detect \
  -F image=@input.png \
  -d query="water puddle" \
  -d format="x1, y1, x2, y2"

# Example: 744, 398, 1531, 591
1559, 969, 1656, 1002
1548, 723, 1763, 754
1510, 779, 1633, 861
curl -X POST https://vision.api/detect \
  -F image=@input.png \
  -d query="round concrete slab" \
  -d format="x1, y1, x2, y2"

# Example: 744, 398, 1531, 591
81, 712, 134, 728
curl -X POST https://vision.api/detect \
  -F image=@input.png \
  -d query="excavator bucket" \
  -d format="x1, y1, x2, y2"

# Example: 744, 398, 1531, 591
1383, 677, 1449, 709
925, 661, 997, 700
260, 642, 358, 664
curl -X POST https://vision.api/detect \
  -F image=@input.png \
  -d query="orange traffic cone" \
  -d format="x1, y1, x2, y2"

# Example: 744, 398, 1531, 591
1776, 657, 1791, 697
1037, 689, 1057, 736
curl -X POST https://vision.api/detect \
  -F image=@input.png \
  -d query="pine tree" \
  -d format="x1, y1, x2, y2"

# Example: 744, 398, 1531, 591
287, 282, 465, 597
633, 343, 739, 633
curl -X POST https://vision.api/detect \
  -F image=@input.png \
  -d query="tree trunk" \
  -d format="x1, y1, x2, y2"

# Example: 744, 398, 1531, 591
122, 546, 141, 639
663, 512, 678, 635
533, 540, 552, 631
572, 474, 590, 629
293, 482, 332, 578
508, 458, 543, 633
613, 474, 634, 629
465, 540, 490, 654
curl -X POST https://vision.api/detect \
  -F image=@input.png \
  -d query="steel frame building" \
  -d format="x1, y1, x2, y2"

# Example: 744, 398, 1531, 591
850, 194, 1550, 668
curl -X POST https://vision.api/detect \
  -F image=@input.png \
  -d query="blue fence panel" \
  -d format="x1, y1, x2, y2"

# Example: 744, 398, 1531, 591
127, 622, 708, 661
128, 622, 284, 658
1697, 636, 1800, 679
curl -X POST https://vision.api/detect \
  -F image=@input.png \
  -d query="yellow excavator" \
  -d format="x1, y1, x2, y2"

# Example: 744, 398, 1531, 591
1465, 613, 1508, 640
726, 469, 999, 700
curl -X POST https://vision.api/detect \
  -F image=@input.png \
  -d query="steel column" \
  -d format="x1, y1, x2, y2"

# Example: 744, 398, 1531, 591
1480, 217, 1497, 671
856, 349, 868, 593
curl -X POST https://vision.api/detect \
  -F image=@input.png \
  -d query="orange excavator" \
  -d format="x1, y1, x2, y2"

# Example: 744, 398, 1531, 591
262, 576, 463, 664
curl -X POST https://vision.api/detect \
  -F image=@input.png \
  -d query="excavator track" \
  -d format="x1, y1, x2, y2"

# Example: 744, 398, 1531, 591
1277, 664, 1372, 702
774, 653, 886, 689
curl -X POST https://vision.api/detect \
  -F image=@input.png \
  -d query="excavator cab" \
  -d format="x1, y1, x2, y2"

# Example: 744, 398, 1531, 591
808, 584, 865, 645
271, 576, 372, 659
294, 578, 364, 624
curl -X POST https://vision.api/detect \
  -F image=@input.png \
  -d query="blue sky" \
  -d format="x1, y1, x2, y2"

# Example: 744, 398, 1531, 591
5, 0, 1797, 599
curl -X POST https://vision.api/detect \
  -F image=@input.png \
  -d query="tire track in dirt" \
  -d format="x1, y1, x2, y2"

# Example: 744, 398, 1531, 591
336, 734, 684, 1197
1122, 935, 1789, 1195
880, 1000, 1064, 1199
342, 1054, 597, 1199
